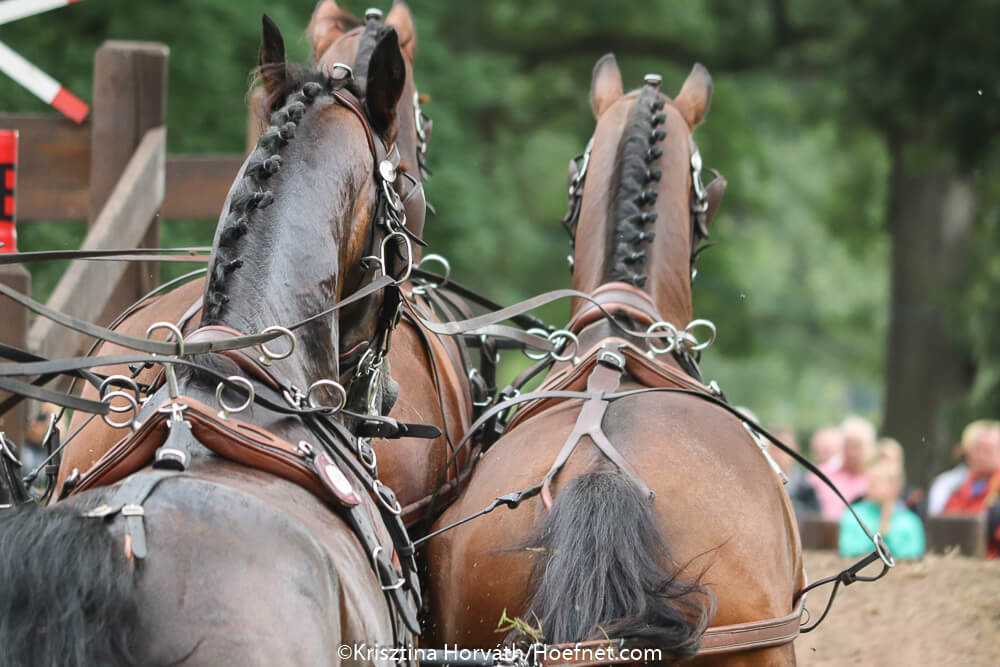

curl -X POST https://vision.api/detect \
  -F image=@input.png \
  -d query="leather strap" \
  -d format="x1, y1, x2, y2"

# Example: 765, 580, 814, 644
566, 281, 662, 335
696, 594, 806, 655
81, 470, 178, 560
537, 594, 806, 663
540, 361, 652, 508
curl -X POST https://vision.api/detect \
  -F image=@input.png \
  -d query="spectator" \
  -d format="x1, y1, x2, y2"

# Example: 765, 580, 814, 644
839, 441, 925, 559
812, 416, 876, 519
810, 426, 844, 469
926, 422, 996, 516
770, 427, 820, 516
942, 420, 1000, 557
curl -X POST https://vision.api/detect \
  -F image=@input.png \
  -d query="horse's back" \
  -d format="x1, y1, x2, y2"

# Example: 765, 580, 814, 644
65, 461, 395, 666
427, 387, 803, 651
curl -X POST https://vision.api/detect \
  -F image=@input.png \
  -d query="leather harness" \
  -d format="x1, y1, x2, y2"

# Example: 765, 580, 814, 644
466, 282, 810, 659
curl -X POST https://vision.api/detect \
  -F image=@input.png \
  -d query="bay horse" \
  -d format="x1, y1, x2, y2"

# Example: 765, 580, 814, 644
425, 56, 805, 665
1, 17, 423, 666
57, 1, 472, 526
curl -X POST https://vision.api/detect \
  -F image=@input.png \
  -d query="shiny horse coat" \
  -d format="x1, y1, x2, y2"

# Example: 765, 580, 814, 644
426, 56, 804, 665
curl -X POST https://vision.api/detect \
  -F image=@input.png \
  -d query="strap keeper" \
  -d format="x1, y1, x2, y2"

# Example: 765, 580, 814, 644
121, 504, 144, 517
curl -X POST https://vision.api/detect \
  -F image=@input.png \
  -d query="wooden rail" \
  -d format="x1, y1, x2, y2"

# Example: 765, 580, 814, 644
0, 110, 243, 221
0, 39, 255, 443
29, 127, 166, 360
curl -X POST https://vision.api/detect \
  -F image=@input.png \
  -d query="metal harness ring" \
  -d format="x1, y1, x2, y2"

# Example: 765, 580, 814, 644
683, 318, 717, 352
371, 545, 406, 591
99, 374, 140, 402
416, 253, 451, 288
215, 376, 254, 418
523, 327, 553, 361
873, 533, 896, 569
548, 329, 579, 363
258, 326, 296, 365
372, 479, 403, 516
101, 390, 138, 429
380, 231, 413, 285
145, 321, 185, 356
646, 321, 679, 355
306, 379, 347, 414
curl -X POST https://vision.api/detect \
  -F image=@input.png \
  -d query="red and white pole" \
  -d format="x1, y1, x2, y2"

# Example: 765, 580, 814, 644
0, 40, 88, 123
0, 0, 82, 26
0, 130, 15, 253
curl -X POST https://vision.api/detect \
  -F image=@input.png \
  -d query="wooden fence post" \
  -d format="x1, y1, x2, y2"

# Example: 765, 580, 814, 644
0, 129, 29, 452
89, 41, 168, 332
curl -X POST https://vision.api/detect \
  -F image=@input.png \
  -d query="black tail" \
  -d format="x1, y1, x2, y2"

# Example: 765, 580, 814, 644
0, 503, 139, 667
523, 470, 714, 660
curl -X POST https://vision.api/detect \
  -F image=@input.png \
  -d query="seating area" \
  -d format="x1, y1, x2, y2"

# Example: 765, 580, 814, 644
799, 514, 987, 557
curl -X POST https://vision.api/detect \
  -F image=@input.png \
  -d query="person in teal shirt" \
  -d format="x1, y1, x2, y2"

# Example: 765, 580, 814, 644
839, 440, 925, 559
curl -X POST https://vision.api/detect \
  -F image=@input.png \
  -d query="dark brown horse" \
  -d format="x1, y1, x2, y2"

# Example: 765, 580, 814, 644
58, 1, 472, 525
0, 17, 422, 666
425, 56, 804, 665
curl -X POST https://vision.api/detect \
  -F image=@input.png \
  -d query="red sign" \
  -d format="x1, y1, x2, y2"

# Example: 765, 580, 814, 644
0, 129, 17, 252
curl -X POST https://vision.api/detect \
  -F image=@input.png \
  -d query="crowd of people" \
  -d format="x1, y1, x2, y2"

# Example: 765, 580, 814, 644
769, 416, 1000, 560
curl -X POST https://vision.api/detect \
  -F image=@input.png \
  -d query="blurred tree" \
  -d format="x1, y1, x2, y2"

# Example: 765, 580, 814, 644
1, 1, 997, 483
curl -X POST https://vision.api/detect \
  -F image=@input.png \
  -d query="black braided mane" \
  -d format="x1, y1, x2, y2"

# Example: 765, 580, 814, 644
606, 86, 667, 288
203, 72, 344, 323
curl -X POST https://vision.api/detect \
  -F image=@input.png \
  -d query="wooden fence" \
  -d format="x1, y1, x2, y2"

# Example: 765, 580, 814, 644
0, 40, 257, 448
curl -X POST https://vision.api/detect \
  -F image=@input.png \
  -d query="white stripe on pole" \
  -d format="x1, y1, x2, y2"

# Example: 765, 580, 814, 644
0, 39, 60, 102
0, 0, 78, 27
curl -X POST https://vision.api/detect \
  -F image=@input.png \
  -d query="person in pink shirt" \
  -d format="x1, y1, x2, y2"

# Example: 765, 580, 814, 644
810, 426, 845, 470
812, 416, 876, 519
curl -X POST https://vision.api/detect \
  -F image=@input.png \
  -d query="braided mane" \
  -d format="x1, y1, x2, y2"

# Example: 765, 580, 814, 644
203, 73, 341, 323
606, 86, 667, 287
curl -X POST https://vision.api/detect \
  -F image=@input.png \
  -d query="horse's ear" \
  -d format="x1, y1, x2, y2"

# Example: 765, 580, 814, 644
308, 0, 356, 60
590, 53, 623, 118
258, 15, 287, 98
386, 1, 417, 61
674, 63, 713, 129
365, 27, 406, 136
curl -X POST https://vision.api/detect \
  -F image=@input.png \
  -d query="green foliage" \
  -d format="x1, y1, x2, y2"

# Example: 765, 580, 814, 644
1, 1, 996, 435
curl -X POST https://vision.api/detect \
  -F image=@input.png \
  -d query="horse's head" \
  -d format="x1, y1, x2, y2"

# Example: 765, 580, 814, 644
200, 15, 410, 393
308, 1, 430, 242
567, 55, 724, 326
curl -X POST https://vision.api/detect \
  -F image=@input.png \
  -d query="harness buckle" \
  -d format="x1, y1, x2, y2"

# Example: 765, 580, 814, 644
597, 348, 626, 371
120, 504, 144, 518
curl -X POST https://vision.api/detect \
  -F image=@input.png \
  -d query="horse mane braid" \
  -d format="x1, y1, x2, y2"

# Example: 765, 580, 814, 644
203, 73, 340, 323
607, 86, 666, 288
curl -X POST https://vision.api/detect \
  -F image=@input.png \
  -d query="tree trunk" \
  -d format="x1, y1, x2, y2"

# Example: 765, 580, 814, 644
882, 139, 977, 487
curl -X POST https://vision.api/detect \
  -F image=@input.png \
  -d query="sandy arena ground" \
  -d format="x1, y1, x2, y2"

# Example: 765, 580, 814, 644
796, 550, 1000, 666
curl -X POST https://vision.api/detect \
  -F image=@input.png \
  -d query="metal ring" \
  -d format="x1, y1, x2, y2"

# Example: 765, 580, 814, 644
547, 329, 579, 362
215, 376, 254, 417
259, 326, 296, 365
372, 479, 403, 515
523, 327, 552, 360
684, 318, 717, 352
146, 321, 184, 356
382, 178, 405, 214
873, 533, 896, 569
646, 321, 679, 355
417, 253, 451, 288
330, 62, 353, 79
359, 443, 378, 472
380, 232, 413, 284
306, 379, 347, 414
99, 374, 140, 402
101, 390, 138, 429
370, 545, 405, 590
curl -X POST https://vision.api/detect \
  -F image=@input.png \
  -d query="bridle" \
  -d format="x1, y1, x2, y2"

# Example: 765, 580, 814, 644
0, 45, 437, 649
561, 76, 712, 280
